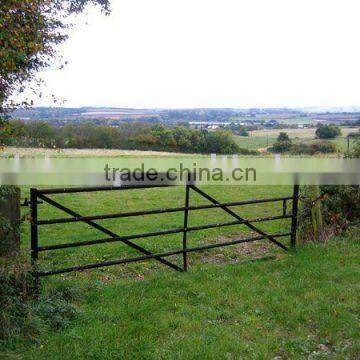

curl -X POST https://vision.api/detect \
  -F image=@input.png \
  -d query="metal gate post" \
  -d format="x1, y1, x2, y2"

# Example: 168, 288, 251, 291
182, 178, 190, 271
30, 188, 39, 288
290, 184, 299, 248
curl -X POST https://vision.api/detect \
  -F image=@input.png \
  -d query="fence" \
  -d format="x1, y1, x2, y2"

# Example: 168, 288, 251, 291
30, 181, 299, 283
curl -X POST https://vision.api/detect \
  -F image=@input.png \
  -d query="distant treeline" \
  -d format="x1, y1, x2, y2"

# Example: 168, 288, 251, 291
6, 121, 257, 155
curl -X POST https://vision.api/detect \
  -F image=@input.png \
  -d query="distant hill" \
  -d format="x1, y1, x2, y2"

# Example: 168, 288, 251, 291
10, 106, 360, 125
298, 106, 360, 113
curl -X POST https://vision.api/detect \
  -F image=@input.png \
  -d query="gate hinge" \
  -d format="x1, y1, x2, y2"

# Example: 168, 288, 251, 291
21, 198, 43, 207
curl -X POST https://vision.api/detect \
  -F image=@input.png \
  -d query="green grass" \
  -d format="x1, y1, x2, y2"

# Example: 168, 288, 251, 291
5, 185, 358, 359
301, 138, 355, 152
20, 185, 293, 276
11, 230, 360, 359
234, 134, 357, 152
233, 136, 276, 150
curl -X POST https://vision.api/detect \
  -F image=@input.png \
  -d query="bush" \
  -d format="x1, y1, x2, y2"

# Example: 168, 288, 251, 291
315, 124, 341, 139
277, 132, 290, 142
237, 147, 260, 155
290, 141, 337, 155
0, 259, 83, 351
269, 140, 293, 153
238, 128, 249, 136
320, 185, 360, 225
350, 139, 360, 157
298, 185, 360, 242
309, 141, 337, 154
268, 132, 293, 153
290, 142, 312, 155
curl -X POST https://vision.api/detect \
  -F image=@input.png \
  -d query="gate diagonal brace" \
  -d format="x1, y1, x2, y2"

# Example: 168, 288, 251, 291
189, 185, 288, 251
38, 193, 183, 272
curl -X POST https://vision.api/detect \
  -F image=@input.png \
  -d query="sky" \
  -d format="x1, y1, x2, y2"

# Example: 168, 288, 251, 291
31, 0, 360, 109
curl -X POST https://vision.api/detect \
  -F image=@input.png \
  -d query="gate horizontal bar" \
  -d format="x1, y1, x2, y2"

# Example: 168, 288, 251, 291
36, 196, 294, 225
37, 214, 293, 251
37, 193, 183, 272
36, 232, 291, 277
189, 184, 290, 251
36, 184, 172, 195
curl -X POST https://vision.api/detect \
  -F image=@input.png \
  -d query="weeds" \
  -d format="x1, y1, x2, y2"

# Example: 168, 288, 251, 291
0, 257, 83, 352
298, 185, 360, 243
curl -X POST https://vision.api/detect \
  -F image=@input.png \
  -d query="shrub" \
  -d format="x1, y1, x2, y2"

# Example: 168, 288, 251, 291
0, 259, 82, 350
315, 124, 341, 139
320, 185, 360, 225
277, 132, 290, 142
238, 128, 249, 136
268, 132, 293, 153
291, 141, 337, 155
309, 141, 337, 154
290, 143, 312, 155
269, 140, 292, 153
238, 148, 260, 155
298, 185, 360, 242
350, 139, 360, 157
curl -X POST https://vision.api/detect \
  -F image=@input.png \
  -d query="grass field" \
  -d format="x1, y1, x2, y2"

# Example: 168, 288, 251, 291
20, 185, 294, 276
3, 147, 197, 158
234, 127, 359, 152
249, 127, 358, 139
11, 226, 360, 359
1, 152, 358, 358
301, 138, 354, 152
233, 136, 277, 150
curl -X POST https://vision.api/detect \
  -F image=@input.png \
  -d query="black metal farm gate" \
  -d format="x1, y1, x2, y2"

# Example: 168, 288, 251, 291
29, 182, 299, 283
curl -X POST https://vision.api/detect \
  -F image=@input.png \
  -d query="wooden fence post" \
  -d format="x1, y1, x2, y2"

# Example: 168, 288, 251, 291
0, 186, 21, 257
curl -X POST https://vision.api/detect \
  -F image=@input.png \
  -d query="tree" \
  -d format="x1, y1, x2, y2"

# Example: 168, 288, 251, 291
173, 126, 192, 151
205, 130, 240, 154
238, 128, 249, 136
315, 124, 341, 139
269, 131, 292, 153
0, 0, 110, 257
0, 0, 110, 149
0, 0, 110, 114
0, 117, 12, 148
270, 140, 292, 153
277, 132, 290, 142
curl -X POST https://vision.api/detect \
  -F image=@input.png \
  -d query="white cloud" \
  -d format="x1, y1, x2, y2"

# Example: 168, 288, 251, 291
32, 0, 360, 108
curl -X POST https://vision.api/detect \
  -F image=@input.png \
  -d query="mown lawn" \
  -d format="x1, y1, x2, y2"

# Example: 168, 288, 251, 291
13, 230, 360, 359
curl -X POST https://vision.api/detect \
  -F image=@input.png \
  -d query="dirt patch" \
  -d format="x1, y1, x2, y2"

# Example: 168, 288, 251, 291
190, 233, 285, 265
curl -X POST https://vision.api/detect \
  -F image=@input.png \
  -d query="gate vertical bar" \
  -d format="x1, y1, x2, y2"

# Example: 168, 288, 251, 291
30, 188, 39, 288
182, 178, 190, 271
290, 184, 299, 248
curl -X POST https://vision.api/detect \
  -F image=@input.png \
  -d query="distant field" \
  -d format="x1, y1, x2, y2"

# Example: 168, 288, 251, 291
229, 116, 317, 125
234, 127, 359, 151
301, 137, 356, 152
277, 117, 316, 125
233, 136, 277, 150
250, 127, 358, 139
